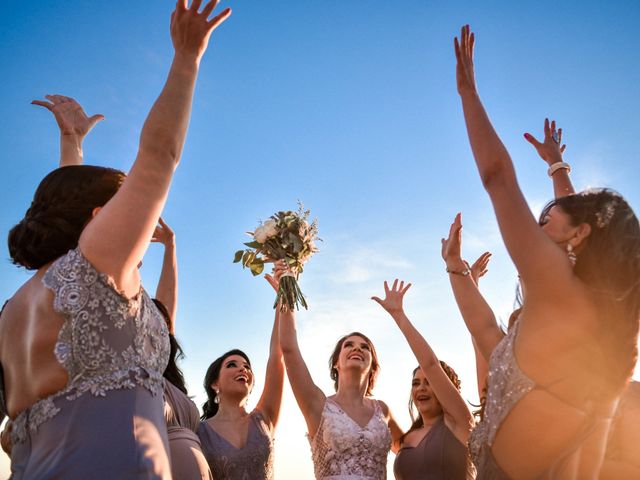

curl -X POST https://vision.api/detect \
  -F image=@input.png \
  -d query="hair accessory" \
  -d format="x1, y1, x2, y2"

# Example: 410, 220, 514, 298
548, 162, 571, 177
566, 243, 577, 266
446, 266, 471, 276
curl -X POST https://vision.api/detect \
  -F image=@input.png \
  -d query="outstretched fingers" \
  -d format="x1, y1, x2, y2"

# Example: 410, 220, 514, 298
208, 7, 231, 29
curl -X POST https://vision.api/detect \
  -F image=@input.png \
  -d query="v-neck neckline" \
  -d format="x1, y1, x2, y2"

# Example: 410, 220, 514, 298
327, 397, 377, 430
205, 414, 254, 451
399, 416, 442, 450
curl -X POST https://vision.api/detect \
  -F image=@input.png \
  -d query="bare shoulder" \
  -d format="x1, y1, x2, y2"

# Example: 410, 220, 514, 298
376, 398, 390, 417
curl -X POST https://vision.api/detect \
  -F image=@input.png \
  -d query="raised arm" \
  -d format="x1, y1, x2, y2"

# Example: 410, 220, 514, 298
254, 265, 286, 431
152, 218, 178, 330
372, 279, 474, 445
278, 301, 326, 436
454, 25, 575, 298
524, 118, 575, 198
79, 0, 231, 297
469, 253, 492, 398
31, 95, 104, 167
441, 214, 503, 361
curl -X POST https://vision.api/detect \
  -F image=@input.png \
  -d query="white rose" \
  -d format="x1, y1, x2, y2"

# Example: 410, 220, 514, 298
254, 226, 268, 243
263, 219, 278, 238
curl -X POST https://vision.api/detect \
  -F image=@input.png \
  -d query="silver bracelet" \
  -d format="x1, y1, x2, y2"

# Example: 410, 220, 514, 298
446, 266, 471, 276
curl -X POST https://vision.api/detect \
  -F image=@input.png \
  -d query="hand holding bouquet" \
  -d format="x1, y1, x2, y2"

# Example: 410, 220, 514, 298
234, 203, 319, 311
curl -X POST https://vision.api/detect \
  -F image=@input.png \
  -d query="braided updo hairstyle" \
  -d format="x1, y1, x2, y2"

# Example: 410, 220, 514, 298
8, 165, 125, 269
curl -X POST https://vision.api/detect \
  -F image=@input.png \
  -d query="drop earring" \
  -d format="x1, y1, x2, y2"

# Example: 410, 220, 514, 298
214, 389, 220, 404
566, 243, 577, 266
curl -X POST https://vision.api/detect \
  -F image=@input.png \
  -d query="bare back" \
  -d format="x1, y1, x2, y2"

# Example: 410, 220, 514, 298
0, 267, 69, 418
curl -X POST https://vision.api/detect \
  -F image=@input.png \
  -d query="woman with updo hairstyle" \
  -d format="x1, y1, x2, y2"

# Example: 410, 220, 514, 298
453, 25, 640, 478
0, 2, 231, 478
197, 264, 285, 480
372, 280, 475, 479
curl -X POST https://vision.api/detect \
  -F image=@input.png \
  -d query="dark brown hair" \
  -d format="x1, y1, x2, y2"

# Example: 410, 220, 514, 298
153, 299, 187, 395
540, 189, 640, 396
329, 332, 380, 396
8, 165, 125, 269
201, 349, 252, 420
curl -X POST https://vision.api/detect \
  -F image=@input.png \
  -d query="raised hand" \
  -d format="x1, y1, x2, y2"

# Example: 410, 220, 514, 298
470, 251, 491, 285
151, 217, 175, 247
31, 95, 104, 139
170, 0, 231, 64
371, 279, 412, 315
524, 118, 566, 165
441, 213, 464, 263
454, 25, 477, 96
265, 260, 289, 293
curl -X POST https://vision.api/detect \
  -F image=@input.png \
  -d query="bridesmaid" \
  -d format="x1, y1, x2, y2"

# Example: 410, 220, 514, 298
0, 2, 231, 478
372, 280, 475, 479
152, 218, 212, 480
197, 264, 286, 479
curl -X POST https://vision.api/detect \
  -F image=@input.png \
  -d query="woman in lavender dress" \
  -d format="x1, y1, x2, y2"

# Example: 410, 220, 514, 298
0, 2, 231, 478
152, 218, 212, 480
372, 280, 475, 479
197, 264, 286, 479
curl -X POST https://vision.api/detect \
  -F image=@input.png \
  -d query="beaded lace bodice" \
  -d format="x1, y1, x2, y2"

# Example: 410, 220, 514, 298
468, 318, 534, 463
9, 248, 170, 444
310, 397, 392, 479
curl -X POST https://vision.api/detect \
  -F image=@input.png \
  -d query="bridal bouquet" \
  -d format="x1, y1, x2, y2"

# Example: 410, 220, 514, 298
234, 203, 319, 311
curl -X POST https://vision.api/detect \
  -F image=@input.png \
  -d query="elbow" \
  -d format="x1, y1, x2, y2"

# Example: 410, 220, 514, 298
479, 165, 508, 191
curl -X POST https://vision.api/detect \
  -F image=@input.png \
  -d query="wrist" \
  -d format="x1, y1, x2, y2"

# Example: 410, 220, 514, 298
444, 258, 466, 270
172, 52, 201, 72
445, 259, 471, 276
547, 162, 571, 177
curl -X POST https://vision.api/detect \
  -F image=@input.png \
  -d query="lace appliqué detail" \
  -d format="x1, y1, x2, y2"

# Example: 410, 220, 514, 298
11, 248, 169, 444
310, 398, 391, 479
468, 317, 535, 464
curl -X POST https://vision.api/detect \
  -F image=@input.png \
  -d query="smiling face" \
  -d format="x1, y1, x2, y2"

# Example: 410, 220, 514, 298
214, 354, 254, 400
329, 332, 380, 395
336, 335, 373, 372
411, 369, 443, 417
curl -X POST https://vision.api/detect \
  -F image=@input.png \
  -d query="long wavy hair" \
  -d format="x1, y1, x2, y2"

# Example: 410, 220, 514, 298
402, 361, 461, 443
540, 189, 640, 396
153, 299, 187, 395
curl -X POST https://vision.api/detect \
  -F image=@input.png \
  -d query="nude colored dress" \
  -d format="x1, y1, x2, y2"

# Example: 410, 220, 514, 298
0, 248, 171, 479
164, 379, 212, 479
469, 318, 606, 479
310, 397, 392, 480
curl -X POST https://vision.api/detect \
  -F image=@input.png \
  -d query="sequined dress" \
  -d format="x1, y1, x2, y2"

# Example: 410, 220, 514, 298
0, 248, 171, 479
309, 397, 392, 480
469, 317, 603, 479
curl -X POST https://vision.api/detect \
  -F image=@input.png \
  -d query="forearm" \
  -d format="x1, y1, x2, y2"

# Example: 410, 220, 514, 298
446, 259, 497, 336
278, 308, 299, 356
550, 168, 575, 198
137, 54, 199, 165
391, 310, 440, 372
460, 91, 516, 188
59, 134, 83, 167
155, 242, 178, 327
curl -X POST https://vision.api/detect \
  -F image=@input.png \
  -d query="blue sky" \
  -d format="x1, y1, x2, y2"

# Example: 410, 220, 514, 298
1, 1, 639, 477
